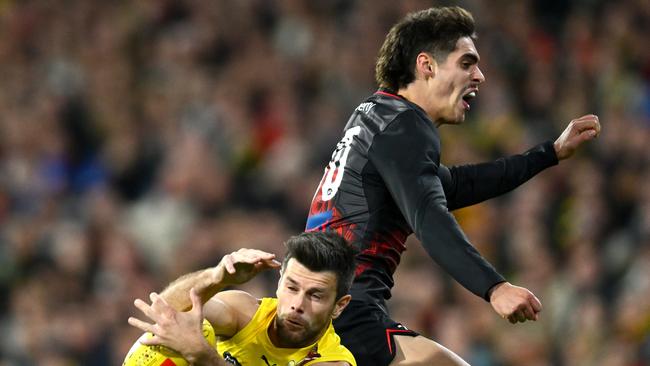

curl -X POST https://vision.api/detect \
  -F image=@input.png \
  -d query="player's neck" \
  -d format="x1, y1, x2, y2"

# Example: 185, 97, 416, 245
398, 81, 442, 125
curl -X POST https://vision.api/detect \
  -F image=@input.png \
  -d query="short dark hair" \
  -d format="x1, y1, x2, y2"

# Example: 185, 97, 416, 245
282, 232, 356, 300
375, 6, 476, 91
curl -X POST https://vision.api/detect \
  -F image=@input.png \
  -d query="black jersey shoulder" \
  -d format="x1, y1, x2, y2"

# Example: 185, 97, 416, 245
345, 90, 434, 137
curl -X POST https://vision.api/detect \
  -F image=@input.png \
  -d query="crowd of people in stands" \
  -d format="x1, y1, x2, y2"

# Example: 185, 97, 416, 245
0, 0, 649, 365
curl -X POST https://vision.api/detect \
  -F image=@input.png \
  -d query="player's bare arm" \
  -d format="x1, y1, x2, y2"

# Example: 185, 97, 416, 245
161, 248, 281, 311
206, 290, 259, 337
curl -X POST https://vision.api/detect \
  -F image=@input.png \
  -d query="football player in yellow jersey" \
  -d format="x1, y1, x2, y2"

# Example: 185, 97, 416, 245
128, 232, 357, 366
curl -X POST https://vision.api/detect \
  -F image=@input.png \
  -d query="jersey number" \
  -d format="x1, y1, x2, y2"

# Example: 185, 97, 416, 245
320, 126, 361, 201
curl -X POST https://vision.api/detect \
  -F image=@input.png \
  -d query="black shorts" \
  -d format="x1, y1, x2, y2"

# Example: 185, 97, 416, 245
333, 299, 419, 366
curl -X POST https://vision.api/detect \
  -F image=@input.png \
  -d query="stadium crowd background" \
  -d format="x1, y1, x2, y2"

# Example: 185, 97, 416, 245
1, 0, 649, 365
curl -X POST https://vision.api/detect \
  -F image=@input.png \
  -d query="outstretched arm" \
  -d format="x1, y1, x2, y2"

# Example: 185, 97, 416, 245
370, 112, 541, 324
370, 112, 504, 299
439, 141, 557, 210
440, 114, 600, 210
161, 248, 281, 311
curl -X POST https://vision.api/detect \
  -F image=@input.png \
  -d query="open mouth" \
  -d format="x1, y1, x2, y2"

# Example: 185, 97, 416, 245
461, 90, 477, 110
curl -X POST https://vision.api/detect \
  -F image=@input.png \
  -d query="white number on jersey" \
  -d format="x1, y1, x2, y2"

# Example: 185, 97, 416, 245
320, 126, 362, 201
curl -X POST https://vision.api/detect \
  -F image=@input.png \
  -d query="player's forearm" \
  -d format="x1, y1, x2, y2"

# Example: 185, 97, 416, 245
160, 267, 227, 311
442, 141, 558, 210
417, 203, 505, 300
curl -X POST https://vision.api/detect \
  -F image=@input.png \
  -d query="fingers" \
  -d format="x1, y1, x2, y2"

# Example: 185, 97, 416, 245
222, 249, 279, 274
149, 293, 174, 316
134, 298, 156, 320
496, 287, 542, 324
254, 258, 282, 272
233, 249, 277, 264
128, 316, 154, 333
507, 308, 532, 324
507, 314, 518, 324
223, 254, 235, 273
521, 304, 537, 321
138, 335, 162, 346
189, 288, 203, 313
266, 258, 282, 268
571, 115, 601, 136
530, 294, 543, 313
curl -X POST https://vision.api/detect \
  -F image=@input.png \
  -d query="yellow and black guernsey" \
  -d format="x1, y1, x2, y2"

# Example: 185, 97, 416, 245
217, 298, 356, 366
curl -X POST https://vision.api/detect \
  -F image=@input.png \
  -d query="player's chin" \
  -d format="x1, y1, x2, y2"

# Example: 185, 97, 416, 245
447, 111, 466, 124
279, 328, 311, 348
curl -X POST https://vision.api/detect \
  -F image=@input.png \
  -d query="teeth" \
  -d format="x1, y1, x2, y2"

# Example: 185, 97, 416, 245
467, 91, 476, 98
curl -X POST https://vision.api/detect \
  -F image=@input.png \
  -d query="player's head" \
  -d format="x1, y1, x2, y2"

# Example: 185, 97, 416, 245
376, 6, 476, 91
376, 6, 484, 123
281, 232, 356, 299
274, 232, 355, 348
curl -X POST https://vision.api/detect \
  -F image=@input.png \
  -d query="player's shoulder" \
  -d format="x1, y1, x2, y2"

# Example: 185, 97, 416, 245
367, 91, 412, 116
363, 91, 430, 132
214, 289, 258, 306
347, 104, 410, 140
211, 290, 260, 326
197, 290, 258, 338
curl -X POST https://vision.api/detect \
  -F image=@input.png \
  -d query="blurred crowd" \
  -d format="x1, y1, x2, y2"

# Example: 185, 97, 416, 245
1, 0, 649, 365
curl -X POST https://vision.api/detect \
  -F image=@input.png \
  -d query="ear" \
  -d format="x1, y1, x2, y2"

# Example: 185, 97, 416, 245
415, 52, 437, 79
331, 294, 352, 319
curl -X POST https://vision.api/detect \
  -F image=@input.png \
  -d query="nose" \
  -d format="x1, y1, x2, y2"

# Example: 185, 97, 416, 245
290, 294, 306, 314
473, 66, 485, 84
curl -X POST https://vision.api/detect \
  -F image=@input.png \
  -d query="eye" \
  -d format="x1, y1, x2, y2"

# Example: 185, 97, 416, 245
287, 286, 298, 292
311, 293, 322, 300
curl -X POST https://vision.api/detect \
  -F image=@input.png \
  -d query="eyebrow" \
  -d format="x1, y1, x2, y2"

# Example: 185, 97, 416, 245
461, 53, 480, 64
285, 276, 328, 293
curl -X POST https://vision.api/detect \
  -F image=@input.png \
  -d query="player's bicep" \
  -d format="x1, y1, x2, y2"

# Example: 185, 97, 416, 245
203, 290, 258, 338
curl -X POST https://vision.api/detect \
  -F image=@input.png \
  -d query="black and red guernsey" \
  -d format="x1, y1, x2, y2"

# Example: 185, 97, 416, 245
306, 89, 558, 302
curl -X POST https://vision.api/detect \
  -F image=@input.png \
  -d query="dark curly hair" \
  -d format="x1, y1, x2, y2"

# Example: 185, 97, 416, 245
375, 6, 476, 91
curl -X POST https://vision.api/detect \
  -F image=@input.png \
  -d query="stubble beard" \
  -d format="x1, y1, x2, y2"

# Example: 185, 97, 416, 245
275, 316, 321, 348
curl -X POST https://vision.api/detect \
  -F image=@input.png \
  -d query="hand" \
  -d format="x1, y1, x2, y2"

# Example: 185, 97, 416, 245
128, 288, 214, 360
554, 114, 601, 160
489, 282, 542, 324
215, 248, 281, 286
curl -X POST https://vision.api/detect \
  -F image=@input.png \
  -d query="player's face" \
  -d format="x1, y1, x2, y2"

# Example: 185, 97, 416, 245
430, 36, 485, 124
273, 259, 349, 348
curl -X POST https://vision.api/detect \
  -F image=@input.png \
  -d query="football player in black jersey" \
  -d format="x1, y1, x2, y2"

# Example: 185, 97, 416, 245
306, 6, 600, 366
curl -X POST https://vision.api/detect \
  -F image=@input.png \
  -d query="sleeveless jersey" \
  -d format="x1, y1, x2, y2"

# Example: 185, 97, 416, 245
217, 298, 356, 366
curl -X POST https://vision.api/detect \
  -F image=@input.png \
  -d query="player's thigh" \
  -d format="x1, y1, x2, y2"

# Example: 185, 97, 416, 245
391, 335, 470, 366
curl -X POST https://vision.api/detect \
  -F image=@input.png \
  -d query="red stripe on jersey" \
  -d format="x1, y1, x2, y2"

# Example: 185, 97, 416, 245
385, 328, 417, 355
375, 90, 401, 99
